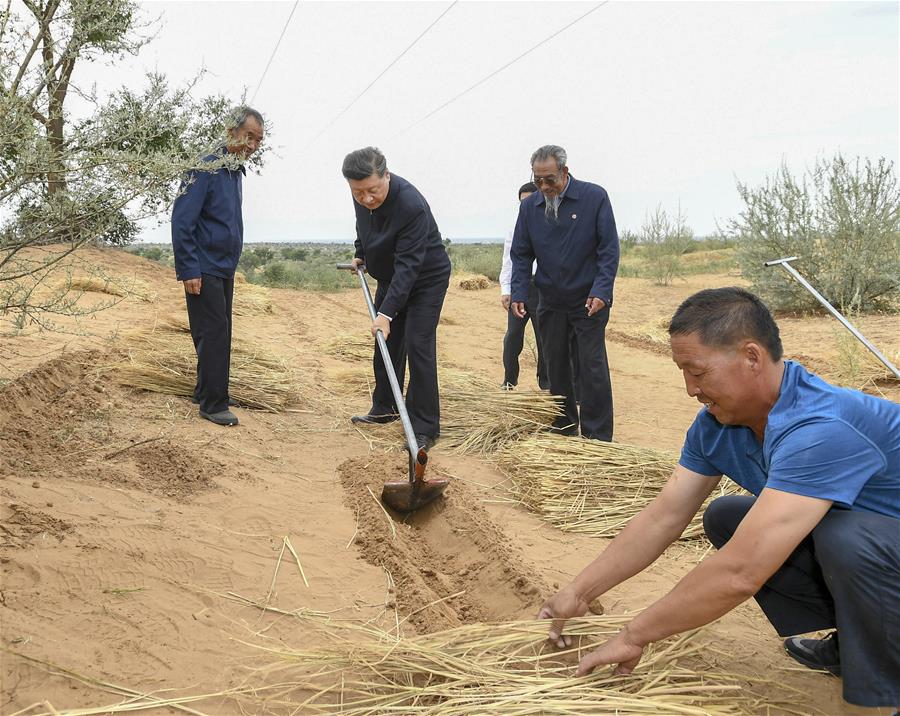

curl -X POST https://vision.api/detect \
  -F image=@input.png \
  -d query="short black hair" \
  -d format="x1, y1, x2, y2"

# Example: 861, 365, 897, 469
518, 182, 538, 197
342, 147, 387, 180
669, 287, 783, 360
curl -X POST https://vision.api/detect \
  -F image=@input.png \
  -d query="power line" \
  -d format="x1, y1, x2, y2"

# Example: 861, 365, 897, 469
390, 1, 608, 142
303, 1, 457, 151
250, 0, 301, 105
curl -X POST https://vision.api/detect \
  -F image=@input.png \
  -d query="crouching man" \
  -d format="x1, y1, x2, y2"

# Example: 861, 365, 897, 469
539, 287, 899, 710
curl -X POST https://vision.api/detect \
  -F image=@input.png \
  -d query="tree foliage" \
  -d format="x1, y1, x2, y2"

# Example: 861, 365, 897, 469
729, 156, 900, 312
1, 0, 264, 329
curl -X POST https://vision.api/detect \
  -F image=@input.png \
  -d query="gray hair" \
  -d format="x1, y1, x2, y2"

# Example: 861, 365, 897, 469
342, 147, 388, 180
227, 106, 265, 131
531, 145, 567, 170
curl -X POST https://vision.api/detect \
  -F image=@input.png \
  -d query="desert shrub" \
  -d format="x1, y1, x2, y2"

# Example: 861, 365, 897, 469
450, 244, 503, 281
640, 205, 693, 286
729, 155, 900, 312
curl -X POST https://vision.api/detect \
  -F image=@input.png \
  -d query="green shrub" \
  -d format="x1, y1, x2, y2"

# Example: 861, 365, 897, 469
640, 205, 693, 286
729, 155, 900, 312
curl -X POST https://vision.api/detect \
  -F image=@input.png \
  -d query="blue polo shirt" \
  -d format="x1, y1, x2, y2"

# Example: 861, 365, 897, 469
679, 361, 900, 518
171, 149, 245, 281
509, 175, 619, 310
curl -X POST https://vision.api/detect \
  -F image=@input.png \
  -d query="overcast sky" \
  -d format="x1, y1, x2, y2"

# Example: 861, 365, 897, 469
76, 1, 899, 243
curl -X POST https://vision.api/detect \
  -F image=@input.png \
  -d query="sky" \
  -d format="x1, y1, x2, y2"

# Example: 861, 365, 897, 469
73, 1, 899, 243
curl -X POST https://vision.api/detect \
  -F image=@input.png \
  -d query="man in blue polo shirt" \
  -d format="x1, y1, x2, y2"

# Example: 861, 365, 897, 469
537, 287, 899, 710
510, 145, 619, 440
172, 106, 264, 427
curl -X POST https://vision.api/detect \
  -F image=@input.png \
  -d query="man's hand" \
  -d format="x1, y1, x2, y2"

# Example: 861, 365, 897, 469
372, 314, 391, 339
537, 585, 590, 648
511, 301, 527, 319
500, 294, 511, 311
585, 297, 606, 316
576, 627, 644, 677
350, 257, 365, 274
183, 278, 202, 295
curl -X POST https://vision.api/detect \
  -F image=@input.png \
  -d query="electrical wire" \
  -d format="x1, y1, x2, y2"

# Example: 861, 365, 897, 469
303, 0, 457, 151
389, 1, 608, 142
250, 0, 301, 105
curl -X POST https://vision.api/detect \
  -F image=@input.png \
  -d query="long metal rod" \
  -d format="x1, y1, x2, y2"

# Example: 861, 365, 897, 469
765, 257, 900, 379
349, 267, 421, 461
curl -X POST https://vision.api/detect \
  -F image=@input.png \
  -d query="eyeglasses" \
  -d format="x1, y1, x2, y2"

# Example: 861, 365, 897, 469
532, 172, 562, 186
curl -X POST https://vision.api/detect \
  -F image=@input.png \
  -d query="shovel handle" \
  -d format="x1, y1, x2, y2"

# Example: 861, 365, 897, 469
336, 262, 423, 474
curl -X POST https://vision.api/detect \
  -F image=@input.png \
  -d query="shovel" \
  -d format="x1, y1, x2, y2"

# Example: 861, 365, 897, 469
337, 262, 450, 512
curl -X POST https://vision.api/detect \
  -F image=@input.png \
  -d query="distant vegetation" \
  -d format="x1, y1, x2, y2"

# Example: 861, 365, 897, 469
129, 235, 739, 292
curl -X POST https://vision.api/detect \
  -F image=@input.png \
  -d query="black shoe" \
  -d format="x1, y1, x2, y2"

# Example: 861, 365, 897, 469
784, 631, 841, 676
351, 413, 399, 425
199, 409, 239, 426
414, 434, 435, 452
500, 382, 515, 391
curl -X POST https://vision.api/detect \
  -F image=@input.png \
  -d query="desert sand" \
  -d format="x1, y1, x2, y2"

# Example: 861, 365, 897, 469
1, 247, 898, 714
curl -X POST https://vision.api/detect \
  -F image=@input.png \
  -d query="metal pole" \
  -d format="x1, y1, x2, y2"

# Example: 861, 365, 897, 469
764, 257, 900, 379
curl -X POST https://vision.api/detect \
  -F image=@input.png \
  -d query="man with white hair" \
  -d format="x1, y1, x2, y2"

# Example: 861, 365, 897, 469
510, 145, 619, 440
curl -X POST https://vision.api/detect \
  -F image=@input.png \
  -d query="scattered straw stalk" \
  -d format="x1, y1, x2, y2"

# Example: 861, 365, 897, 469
319, 332, 373, 362
233, 283, 274, 316
61, 275, 157, 303
115, 326, 305, 412
495, 432, 741, 540
255, 616, 790, 714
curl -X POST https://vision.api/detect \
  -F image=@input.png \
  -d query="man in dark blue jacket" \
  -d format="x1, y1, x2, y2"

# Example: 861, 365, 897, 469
343, 147, 451, 451
511, 145, 619, 440
171, 106, 264, 427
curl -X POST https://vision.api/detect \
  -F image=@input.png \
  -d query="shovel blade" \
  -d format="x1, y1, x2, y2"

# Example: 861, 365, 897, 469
381, 476, 450, 512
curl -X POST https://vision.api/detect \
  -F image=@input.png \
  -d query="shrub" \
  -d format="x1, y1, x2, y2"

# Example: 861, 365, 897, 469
729, 155, 900, 312
640, 205, 693, 286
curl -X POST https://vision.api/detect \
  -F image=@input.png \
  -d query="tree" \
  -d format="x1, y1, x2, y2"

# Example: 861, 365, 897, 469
1, 0, 265, 329
640, 205, 693, 286
729, 155, 900, 312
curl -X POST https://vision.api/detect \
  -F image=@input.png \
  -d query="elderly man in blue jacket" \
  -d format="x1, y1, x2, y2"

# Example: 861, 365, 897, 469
510, 145, 620, 440
171, 106, 264, 427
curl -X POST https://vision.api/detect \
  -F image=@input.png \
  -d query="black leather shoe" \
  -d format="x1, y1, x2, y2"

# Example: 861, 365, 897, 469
415, 434, 435, 452
351, 413, 399, 425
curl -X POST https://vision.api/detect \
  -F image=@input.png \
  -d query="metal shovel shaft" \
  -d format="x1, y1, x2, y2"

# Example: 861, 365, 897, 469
765, 256, 900, 379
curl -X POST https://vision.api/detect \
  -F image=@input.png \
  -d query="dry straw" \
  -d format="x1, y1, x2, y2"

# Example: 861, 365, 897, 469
334, 366, 561, 454
254, 616, 795, 715
232, 282, 274, 316
61, 275, 157, 303
495, 432, 741, 540
457, 273, 491, 290
114, 319, 305, 412
319, 332, 373, 362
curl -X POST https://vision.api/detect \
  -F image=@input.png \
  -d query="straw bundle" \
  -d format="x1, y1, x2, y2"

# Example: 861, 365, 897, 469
260, 616, 783, 714
233, 282, 274, 315
457, 273, 491, 290
319, 332, 374, 362
62, 275, 157, 302
115, 326, 304, 412
495, 433, 740, 540
335, 366, 561, 454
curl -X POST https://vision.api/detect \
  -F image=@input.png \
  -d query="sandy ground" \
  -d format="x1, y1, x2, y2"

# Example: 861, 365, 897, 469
1, 247, 898, 715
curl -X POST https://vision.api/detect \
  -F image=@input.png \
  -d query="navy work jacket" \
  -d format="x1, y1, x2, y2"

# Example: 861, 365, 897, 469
352, 174, 450, 319
510, 176, 619, 309
171, 149, 245, 281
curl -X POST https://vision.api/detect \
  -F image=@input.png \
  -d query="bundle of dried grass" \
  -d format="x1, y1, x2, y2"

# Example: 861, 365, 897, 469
495, 432, 740, 540
115, 326, 304, 412
233, 282, 274, 315
457, 273, 491, 290
319, 332, 374, 362
258, 616, 788, 715
334, 366, 561, 454
62, 275, 157, 302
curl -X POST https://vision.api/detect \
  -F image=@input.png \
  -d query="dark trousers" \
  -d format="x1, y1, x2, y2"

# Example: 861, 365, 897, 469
370, 270, 450, 438
502, 280, 547, 388
185, 273, 233, 415
537, 299, 613, 440
704, 495, 900, 707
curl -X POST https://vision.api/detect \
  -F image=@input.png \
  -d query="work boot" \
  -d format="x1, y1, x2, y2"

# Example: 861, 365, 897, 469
783, 631, 841, 676
200, 409, 239, 426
